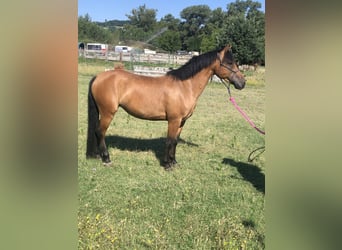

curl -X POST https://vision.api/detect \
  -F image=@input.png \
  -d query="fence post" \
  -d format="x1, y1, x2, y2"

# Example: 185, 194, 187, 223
130, 53, 133, 71
119, 52, 122, 63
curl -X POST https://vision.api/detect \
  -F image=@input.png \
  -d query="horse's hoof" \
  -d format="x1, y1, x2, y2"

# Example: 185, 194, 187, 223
163, 162, 178, 171
102, 161, 112, 166
164, 165, 173, 171
163, 162, 172, 170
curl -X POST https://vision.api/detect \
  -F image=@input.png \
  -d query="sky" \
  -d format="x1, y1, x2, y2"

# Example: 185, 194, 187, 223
78, 0, 265, 22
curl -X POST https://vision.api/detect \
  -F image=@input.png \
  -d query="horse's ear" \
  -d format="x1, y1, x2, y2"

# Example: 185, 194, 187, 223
218, 45, 232, 59
224, 44, 232, 52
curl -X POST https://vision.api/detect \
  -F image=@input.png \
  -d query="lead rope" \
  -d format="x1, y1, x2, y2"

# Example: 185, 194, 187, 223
221, 79, 265, 135
221, 79, 265, 162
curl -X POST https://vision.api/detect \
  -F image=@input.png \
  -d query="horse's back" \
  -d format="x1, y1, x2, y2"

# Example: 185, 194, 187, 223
95, 69, 167, 87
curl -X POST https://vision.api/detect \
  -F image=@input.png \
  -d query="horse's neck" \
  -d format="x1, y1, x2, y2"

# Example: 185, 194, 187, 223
190, 68, 213, 99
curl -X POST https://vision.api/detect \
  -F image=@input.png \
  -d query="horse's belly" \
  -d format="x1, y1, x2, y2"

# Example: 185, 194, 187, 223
118, 85, 186, 121
120, 101, 166, 121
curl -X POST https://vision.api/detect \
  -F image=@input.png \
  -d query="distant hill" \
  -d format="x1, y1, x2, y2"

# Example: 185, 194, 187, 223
95, 20, 130, 31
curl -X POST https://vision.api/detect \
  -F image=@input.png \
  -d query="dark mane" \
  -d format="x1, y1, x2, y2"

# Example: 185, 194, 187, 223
167, 48, 221, 80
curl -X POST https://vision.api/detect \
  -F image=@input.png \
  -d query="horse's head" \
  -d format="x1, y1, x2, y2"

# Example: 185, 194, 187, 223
215, 45, 246, 90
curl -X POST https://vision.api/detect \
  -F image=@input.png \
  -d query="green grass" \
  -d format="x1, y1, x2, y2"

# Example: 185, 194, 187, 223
78, 59, 265, 249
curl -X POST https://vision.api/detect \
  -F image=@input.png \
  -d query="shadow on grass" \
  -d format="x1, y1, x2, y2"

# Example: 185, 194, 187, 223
106, 135, 198, 166
222, 158, 265, 194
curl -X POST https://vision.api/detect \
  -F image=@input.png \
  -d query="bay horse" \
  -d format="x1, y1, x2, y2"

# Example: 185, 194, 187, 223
86, 45, 246, 169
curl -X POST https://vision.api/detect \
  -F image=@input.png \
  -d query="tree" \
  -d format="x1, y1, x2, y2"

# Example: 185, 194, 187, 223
159, 14, 180, 31
219, 0, 265, 64
200, 8, 226, 52
179, 5, 211, 51
200, 29, 221, 52
122, 5, 159, 42
158, 30, 181, 53
126, 4, 157, 32
78, 14, 114, 44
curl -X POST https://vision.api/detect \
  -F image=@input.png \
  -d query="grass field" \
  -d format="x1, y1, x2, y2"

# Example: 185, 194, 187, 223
78, 58, 265, 249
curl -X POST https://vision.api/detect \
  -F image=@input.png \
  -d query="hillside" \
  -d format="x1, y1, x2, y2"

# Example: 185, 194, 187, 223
95, 19, 130, 31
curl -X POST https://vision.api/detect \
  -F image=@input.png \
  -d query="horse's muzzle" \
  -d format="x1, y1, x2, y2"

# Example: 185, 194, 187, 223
234, 80, 246, 90
230, 74, 246, 90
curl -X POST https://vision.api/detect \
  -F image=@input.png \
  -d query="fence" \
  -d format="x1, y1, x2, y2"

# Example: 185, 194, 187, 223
133, 66, 170, 76
130, 66, 223, 82
79, 49, 192, 65
80, 49, 260, 78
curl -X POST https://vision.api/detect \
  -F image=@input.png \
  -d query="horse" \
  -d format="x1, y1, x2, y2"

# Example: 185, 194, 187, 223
86, 45, 246, 169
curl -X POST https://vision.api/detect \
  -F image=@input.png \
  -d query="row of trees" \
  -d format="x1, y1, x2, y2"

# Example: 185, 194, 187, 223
78, 0, 265, 65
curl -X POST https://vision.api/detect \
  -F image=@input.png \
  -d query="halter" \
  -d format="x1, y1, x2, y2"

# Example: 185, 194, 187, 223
217, 53, 238, 74
216, 53, 238, 92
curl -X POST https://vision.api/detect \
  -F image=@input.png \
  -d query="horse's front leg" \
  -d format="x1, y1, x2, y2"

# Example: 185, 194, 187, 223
164, 119, 183, 169
164, 137, 178, 169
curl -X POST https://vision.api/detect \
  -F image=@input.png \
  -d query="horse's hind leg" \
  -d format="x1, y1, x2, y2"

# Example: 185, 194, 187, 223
96, 112, 114, 165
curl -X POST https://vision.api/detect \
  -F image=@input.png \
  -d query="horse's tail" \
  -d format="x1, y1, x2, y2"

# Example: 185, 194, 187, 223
86, 76, 99, 158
